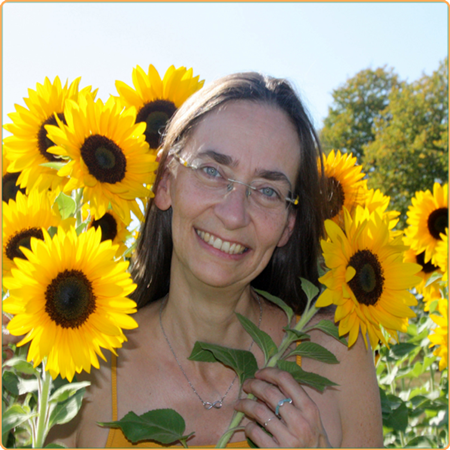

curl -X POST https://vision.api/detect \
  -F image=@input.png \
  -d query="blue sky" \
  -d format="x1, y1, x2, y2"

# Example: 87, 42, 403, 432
1, 1, 448, 131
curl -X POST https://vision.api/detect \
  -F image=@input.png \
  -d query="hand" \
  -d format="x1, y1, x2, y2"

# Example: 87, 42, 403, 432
2, 313, 22, 361
234, 367, 332, 448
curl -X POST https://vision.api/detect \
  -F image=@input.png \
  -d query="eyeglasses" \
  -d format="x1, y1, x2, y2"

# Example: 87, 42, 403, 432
170, 151, 299, 212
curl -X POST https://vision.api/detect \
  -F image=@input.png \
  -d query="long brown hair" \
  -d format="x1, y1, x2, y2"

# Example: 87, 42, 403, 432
130, 72, 327, 314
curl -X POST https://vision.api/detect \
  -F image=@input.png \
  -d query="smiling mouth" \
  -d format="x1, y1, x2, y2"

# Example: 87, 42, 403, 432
195, 229, 249, 255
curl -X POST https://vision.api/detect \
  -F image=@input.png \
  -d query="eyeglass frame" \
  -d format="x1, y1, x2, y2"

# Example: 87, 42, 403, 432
169, 150, 299, 207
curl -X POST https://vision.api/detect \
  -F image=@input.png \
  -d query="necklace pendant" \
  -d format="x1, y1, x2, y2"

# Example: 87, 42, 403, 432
203, 400, 223, 410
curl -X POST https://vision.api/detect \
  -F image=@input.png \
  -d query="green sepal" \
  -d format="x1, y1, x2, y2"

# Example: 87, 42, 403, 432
236, 312, 277, 365
98, 409, 194, 445
286, 342, 339, 364
253, 289, 294, 323
304, 319, 348, 345
277, 360, 338, 392
188, 341, 258, 385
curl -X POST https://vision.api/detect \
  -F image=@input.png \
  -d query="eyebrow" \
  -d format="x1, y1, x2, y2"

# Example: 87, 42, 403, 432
196, 149, 293, 189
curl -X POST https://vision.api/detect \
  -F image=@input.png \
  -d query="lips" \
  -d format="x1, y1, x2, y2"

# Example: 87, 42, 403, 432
195, 229, 248, 255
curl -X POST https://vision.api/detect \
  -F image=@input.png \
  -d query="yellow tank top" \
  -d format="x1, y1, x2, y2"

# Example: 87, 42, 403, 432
106, 350, 302, 447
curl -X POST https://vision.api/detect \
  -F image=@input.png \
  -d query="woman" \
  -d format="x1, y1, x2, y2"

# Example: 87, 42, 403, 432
45, 73, 382, 447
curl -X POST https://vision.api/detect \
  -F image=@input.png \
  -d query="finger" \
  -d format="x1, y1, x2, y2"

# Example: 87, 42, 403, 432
242, 378, 288, 413
244, 421, 280, 448
255, 367, 313, 410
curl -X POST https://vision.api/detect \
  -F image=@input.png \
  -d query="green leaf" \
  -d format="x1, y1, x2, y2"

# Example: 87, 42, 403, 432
2, 404, 37, 434
282, 328, 310, 341
389, 342, 417, 358
286, 342, 339, 364
236, 313, 277, 364
40, 162, 68, 170
18, 377, 39, 395
2, 371, 20, 396
188, 342, 258, 385
187, 342, 219, 363
98, 409, 193, 445
277, 360, 338, 392
45, 444, 67, 448
405, 436, 435, 447
253, 289, 293, 323
300, 277, 319, 301
48, 387, 86, 427
424, 270, 443, 287
49, 381, 91, 404
304, 320, 347, 345
383, 401, 408, 433
55, 192, 76, 220
3, 356, 40, 376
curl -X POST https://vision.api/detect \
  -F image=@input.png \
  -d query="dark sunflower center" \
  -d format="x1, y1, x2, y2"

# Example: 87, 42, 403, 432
136, 100, 177, 149
91, 212, 118, 242
325, 176, 345, 220
2, 172, 26, 203
45, 269, 96, 329
427, 207, 448, 240
6, 228, 44, 261
416, 251, 439, 274
347, 249, 385, 306
80, 135, 126, 184
37, 113, 66, 162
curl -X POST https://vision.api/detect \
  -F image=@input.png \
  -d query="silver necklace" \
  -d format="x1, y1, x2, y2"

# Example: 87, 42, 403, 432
159, 293, 263, 410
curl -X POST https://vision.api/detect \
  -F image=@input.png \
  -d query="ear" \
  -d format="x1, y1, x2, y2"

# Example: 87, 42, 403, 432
154, 169, 172, 211
277, 212, 296, 248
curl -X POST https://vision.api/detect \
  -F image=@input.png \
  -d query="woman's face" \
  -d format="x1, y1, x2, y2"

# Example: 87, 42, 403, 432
156, 100, 301, 290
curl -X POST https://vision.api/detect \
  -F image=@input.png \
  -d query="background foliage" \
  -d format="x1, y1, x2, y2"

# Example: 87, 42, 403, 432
320, 58, 448, 227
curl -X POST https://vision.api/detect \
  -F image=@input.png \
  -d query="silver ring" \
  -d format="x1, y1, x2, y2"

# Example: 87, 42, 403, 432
263, 416, 277, 428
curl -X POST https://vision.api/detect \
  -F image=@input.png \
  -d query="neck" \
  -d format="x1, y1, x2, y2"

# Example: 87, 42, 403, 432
160, 281, 261, 356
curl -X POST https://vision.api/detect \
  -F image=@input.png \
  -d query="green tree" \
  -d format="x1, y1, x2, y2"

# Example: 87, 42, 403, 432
363, 58, 448, 224
320, 66, 400, 161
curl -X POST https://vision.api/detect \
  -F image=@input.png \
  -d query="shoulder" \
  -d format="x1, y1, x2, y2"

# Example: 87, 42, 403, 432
302, 307, 384, 447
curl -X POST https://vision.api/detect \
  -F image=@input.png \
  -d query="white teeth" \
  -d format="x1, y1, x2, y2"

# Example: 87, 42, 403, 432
196, 229, 246, 254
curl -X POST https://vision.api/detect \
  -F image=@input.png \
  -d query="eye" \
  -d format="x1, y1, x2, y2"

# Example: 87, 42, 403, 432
259, 186, 280, 199
201, 166, 222, 178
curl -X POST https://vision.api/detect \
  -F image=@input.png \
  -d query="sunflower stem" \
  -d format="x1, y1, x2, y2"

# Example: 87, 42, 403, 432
34, 360, 52, 448
75, 188, 84, 228
216, 301, 318, 448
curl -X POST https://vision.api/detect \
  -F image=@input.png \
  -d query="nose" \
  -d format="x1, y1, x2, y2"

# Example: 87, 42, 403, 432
214, 183, 251, 229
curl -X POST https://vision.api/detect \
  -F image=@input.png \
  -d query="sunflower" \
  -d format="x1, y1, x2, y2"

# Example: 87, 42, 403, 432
404, 247, 442, 311
3, 76, 96, 194
321, 150, 368, 226
45, 95, 158, 224
3, 226, 138, 381
87, 209, 131, 258
2, 152, 26, 203
2, 191, 73, 277
428, 298, 448, 371
364, 188, 400, 233
115, 65, 204, 150
316, 206, 421, 349
434, 228, 448, 283
405, 182, 448, 265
